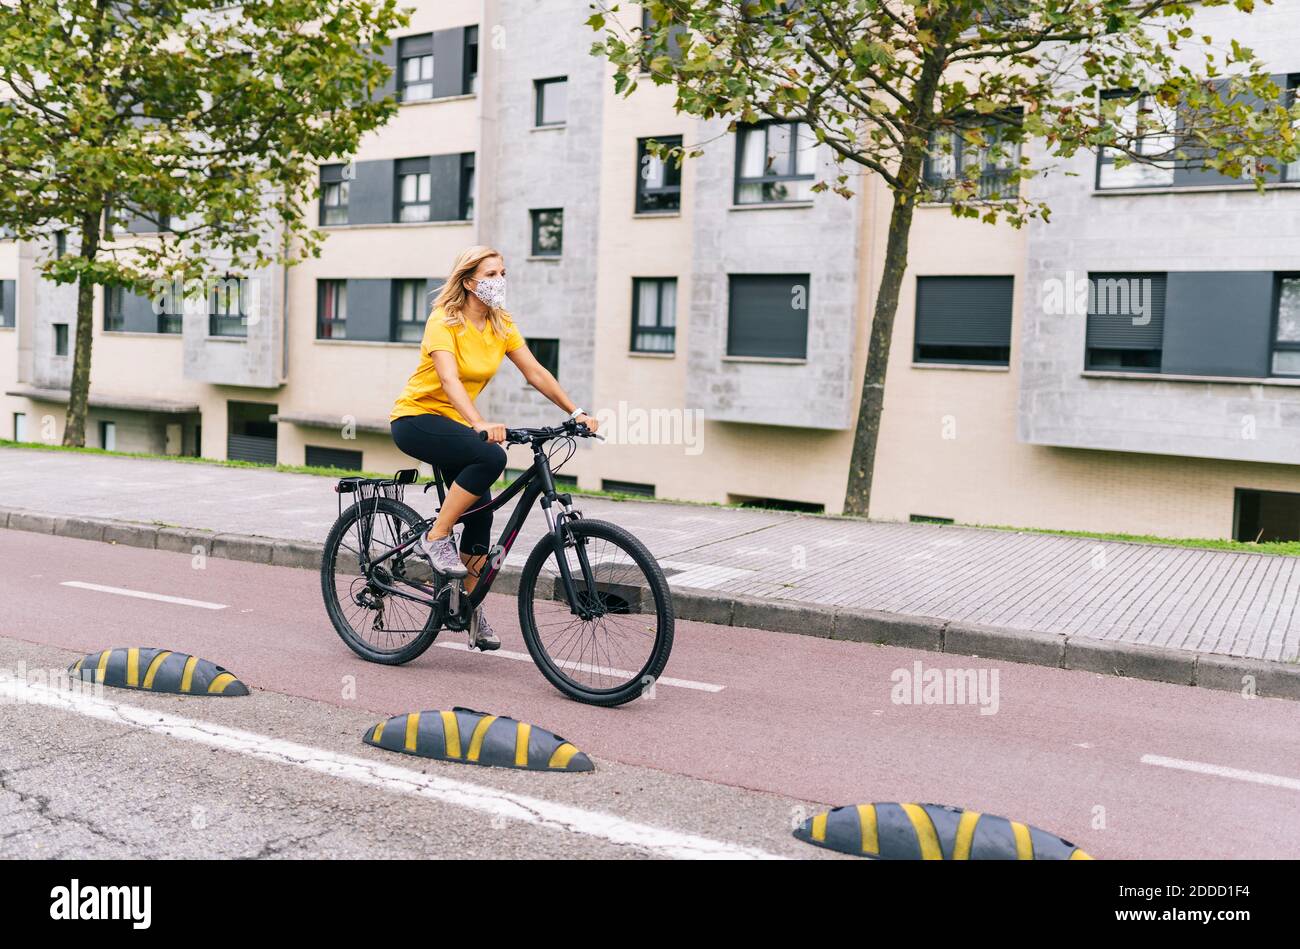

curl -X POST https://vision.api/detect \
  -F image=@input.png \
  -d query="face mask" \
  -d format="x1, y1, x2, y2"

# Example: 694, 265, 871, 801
471, 275, 506, 310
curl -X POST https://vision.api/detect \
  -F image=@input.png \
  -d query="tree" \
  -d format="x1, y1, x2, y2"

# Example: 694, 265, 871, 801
0, 0, 406, 446
589, 0, 1298, 515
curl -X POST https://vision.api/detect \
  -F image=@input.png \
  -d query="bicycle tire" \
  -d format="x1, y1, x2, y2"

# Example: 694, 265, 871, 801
517, 518, 674, 706
321, 496, 440, 665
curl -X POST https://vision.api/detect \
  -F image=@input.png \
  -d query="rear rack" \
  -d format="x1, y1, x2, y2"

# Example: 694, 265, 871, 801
335, 468, 419, 517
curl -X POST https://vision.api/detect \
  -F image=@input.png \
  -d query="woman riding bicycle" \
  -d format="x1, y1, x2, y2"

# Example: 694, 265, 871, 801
390, 244, 598, 651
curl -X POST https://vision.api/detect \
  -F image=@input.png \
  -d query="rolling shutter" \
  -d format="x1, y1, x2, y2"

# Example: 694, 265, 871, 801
1161, 271, 1273, 378
428, 153, 462, 222
344, 279, 394, 342
726, 274, 809, 359
1085, 273, 1165, 350
371, 41, 399, 103
915, 276, 1014, 350
305, 446, 363, 471
432, 27, 467, 99
347, 159, 395, 225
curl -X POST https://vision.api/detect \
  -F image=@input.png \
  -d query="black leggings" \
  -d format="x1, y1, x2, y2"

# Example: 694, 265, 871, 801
390, 414, 507, 556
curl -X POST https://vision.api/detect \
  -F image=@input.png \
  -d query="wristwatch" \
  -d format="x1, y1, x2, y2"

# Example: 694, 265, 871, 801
568, 407, 586, 420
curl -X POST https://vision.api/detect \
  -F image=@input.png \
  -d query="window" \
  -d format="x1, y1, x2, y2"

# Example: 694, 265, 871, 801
603, 479, 655, 498
1096, 91, 1175, 189
104, 286, 124, 331
1286, 75, 1300, 177
531, 209, 563, 256
397, 158, 432, 222
317, 280, 347, 340
636, 136, 682, 213
393, 279, 428, 343
631, 278, 677, 353
735, 121, 817, 204
535, 77, 567, 127
209, 276, 247, 337
99, 421, 116, 451
54, 323, 68, 356
157, 293, 182, 334
306, 445, 363, 471
1084, 272, 1166, 371
227, 401, 277, 464
1236, 488, 1300, 542
1272, 275, 1300, 376
727, 274, 809, 359
399, 34, 434, 102
101, 285, 178, 334
460, 153, 476, 221
13, 412, 26, 442
54, 230, 67, 258
529, 338, 560, 377
730, 493, 824, 514
914, 276, 1014, 365
923, 119, 1020, 202
640, 8, 687, 71
0, 279, 13, 328
464, 26, 479, 94
320, 164, 349, 225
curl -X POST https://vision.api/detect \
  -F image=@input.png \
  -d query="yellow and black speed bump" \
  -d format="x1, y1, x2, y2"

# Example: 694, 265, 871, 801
69, 648, 249, 697
793, 802, 1092, 860
363, 706, 594, 772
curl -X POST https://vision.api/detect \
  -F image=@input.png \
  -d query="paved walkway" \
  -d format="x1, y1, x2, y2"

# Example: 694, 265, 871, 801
2, 447, 1298, 664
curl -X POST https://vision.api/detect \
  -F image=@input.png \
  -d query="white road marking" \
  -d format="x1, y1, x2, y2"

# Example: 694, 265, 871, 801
1141, 754, 1300, 791
434, 641, 724, 693
17, 677, 776, 859
60, 581, 227, 611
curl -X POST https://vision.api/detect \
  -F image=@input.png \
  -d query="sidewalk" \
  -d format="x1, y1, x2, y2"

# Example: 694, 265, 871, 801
2, 447, 1298, 696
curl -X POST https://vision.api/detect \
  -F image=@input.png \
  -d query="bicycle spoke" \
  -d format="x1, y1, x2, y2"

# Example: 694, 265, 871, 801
526, 526, 663, 693
327, 502, 435, 653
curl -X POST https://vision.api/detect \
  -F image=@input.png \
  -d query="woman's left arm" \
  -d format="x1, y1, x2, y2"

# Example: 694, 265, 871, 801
506, 345, 599, 432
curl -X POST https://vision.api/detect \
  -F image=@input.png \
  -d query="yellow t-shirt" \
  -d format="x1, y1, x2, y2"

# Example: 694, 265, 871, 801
391, 307, 525, 425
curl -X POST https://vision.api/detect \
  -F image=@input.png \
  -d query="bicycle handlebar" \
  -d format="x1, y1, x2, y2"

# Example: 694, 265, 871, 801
477, 419, 604, 445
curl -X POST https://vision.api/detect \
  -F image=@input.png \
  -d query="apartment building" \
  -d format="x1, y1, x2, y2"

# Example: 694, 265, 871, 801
2, 1, 1299, 541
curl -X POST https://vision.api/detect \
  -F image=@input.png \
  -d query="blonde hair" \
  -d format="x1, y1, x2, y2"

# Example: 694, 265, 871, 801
432, 245, 511, 338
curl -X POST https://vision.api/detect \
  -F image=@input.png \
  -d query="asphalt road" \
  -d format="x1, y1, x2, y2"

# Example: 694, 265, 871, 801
2, 530, 1298, 859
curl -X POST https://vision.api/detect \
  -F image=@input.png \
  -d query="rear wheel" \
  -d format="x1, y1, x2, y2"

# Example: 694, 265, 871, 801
320, 496, 440, 665
517, 518, 674, 706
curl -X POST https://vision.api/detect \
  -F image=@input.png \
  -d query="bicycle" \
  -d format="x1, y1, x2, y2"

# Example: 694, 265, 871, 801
319, 419, 675, 707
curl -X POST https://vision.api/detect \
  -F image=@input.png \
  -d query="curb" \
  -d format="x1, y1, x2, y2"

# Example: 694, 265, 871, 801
5, 505, 1299, 702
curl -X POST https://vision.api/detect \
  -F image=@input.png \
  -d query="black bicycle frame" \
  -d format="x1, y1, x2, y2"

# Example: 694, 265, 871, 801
361, 440, 599, 618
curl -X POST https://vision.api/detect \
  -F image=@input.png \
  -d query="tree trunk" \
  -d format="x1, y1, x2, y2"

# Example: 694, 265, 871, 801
841, 150, 924, 517
63, 212, 101, 447
842, 34, 952, 518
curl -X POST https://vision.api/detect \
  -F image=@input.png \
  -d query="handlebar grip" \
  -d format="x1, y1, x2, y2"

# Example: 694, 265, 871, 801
478, 430, 488, 441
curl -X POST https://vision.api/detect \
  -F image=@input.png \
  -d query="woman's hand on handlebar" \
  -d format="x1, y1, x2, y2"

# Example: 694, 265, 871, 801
474, 421, 507, 444
574, 412, 599, 434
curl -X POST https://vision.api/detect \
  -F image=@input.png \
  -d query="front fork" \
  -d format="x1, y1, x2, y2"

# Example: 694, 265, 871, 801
546, 491, 600, 620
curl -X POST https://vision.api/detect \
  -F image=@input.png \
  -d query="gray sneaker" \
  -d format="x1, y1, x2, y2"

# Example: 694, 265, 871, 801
469, 606, 501, 651
417, 531, 468, 578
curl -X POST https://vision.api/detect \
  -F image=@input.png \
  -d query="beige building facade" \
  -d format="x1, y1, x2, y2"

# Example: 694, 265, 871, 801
3, 1, 1300, 541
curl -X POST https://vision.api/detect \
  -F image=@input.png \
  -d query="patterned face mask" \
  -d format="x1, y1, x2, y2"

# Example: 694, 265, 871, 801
471, 275, 506, 310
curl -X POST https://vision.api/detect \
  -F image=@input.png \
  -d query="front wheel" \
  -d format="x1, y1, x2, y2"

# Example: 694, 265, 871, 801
517, 518, 674, 706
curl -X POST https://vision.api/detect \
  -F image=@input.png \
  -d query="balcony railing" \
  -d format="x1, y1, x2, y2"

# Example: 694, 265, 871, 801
922, 168, 1019, 203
